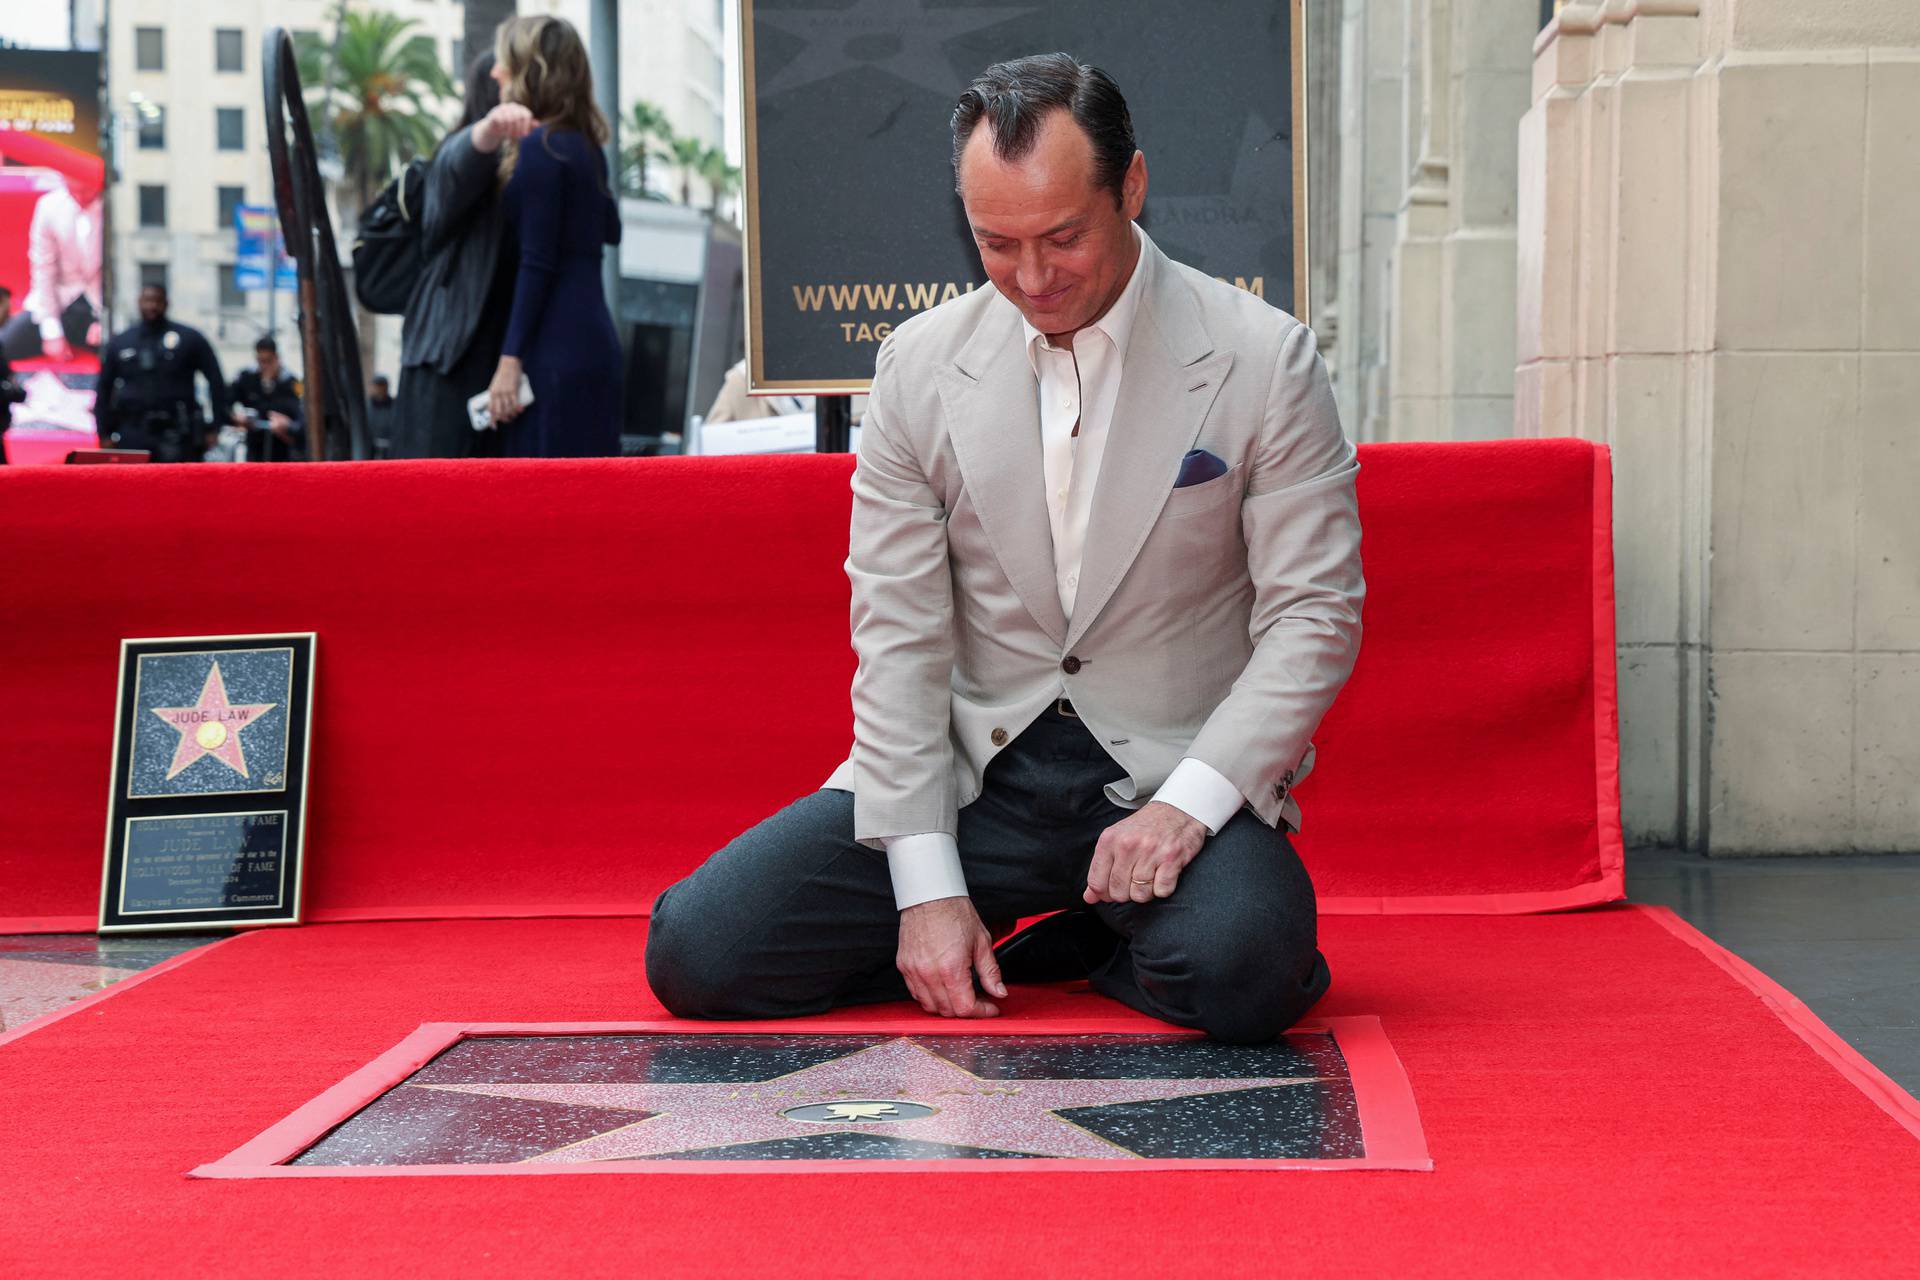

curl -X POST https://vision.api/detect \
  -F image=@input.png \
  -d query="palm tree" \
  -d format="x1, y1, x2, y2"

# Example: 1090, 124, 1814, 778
696, 144, 741, 220
665, 133, 707, 207
621, 100, 674, 197
295, 10, 453, 388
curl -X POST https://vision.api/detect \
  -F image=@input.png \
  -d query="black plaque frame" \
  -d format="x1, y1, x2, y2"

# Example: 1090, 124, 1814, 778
739, 0, 1310, 395
98, 633, 316, 933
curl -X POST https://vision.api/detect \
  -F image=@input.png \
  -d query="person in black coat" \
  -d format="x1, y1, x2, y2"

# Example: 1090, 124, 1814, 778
392, 52, 531, 459
228, 335, 305, 462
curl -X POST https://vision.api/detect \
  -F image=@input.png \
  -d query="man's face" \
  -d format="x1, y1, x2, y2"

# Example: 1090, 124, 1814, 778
258, 351, 280, 381
65, 175, 102, 207
958, 109, 1147, 341
138, 287, 166, 323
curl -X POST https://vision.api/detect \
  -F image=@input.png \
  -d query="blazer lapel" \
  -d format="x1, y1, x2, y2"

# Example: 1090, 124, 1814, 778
937, 300, 1069, 646
1066, 244, 1233, 651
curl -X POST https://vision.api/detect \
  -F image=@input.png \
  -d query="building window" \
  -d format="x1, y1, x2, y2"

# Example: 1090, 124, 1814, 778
137, 105, 166, 151
138, 261, 169, 292
135, 27, 164, 72
219, 264, 247, 310
216, 108, 244, 152
216, 29, 244, 74
217, 185, 245, 229
450, 37, 464, 74
137, 184, 166, 229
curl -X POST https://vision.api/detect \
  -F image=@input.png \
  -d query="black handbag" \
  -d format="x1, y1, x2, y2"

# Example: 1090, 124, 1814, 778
350, 157, 428, 315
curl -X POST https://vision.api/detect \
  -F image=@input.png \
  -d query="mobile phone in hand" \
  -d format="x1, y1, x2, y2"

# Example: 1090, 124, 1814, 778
467, 374, 534, 431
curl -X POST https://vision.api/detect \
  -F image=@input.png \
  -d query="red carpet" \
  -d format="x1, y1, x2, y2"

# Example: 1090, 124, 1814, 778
2, 909, 1917, 1278
0, 439, 1622, 929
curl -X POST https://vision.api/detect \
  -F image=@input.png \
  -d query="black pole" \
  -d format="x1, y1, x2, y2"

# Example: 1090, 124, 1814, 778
815, 395, 852, 453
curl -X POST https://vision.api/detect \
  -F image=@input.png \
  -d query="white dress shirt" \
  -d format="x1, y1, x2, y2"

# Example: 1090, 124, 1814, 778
25, 187, 104, 341
883, 224, 1248, 910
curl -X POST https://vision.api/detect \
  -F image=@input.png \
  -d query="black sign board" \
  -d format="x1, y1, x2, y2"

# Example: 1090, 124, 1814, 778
741, 0, 1307, 393
99, 634, 315, 932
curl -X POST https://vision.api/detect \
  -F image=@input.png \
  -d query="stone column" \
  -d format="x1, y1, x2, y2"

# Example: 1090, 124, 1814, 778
1306, 0, 1346, 359
1387, 0, 1537, 440
1516, 0, 1920, 853
1334, 0, 1405, 441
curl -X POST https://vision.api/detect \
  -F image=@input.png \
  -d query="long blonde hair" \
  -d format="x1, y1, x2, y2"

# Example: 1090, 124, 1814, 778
494, 15, 610, 186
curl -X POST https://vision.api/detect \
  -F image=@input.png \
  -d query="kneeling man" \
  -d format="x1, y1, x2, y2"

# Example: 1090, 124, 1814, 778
648, 54, 1365, 1043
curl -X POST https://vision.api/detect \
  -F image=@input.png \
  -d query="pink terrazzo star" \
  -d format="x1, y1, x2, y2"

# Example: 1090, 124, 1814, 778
149, 662, 277, 781
417, 1036, 1325, 1160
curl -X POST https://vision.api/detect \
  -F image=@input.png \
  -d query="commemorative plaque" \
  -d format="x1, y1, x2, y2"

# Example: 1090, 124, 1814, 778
98, 634, 316, 932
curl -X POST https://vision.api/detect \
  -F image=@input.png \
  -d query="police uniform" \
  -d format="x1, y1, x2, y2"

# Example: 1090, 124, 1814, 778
95, 320, 228, 462
229, 366, 306, 462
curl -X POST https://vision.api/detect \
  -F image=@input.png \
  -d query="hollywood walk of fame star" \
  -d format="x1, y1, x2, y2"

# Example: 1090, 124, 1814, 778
149, 662, 277, 781
1150, 113, 1293, 286
415, 1036, 1326, 1160
755, 0, 1034, 101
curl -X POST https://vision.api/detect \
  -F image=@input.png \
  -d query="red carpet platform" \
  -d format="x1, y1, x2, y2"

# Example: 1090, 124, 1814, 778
0, 439, 1621, 929
4, 442, 1915, 1275
2, 912, 1917, 1276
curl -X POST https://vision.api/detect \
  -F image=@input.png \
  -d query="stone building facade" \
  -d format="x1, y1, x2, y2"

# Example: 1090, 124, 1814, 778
1313, 0, 1919, 855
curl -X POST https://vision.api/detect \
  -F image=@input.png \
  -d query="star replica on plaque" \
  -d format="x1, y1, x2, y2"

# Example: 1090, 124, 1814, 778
98, 634, 316, 933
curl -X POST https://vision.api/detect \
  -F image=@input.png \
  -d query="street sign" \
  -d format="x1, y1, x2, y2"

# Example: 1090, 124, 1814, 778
235, 203, 297, 291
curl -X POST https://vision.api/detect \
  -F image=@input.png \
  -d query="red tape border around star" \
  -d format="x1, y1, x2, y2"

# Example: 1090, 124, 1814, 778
0, 934, 241, 1050
193, 1014, 1433, 1177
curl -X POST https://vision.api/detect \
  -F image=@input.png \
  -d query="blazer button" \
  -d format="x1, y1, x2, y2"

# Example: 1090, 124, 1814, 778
991, 727, 1009, 746
1061, 656, 1082, 675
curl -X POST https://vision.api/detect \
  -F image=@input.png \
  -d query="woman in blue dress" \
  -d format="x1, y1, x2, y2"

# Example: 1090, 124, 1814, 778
485, 16, 623, 458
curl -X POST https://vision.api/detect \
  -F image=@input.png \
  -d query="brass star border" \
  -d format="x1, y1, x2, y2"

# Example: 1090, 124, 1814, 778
196, 1016, 1430, 1177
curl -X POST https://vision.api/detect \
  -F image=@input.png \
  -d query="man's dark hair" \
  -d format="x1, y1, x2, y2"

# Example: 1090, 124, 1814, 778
141, 282, 167, 300
951, 53, 1136, 203
255, 335, 278, 355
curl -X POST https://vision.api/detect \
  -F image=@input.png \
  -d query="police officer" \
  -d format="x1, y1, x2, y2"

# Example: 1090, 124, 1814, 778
94, 284, 228, 463
229, 335, 305, 462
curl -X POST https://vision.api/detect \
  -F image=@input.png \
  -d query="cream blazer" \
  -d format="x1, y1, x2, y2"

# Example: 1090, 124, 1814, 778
823, 233, 1365, 846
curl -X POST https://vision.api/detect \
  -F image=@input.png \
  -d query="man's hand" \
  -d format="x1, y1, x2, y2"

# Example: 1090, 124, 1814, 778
897, 896, 1006, 1018
42, 335, 72, 363
267, 411, 294, 441
1085, 801, 1209, 904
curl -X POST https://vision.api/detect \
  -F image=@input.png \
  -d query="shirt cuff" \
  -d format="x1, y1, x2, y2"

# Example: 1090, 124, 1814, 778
1154, 758, 1247, 835
880, 832, 969, 911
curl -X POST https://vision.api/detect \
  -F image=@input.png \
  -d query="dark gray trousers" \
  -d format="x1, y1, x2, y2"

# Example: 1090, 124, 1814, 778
646, 705, 1331, 1043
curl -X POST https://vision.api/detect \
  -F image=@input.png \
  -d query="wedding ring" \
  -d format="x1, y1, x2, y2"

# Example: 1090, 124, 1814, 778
1130, 877, 1154, 885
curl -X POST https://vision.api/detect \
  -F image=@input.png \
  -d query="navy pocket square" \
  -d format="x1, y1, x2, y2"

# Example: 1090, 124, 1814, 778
1174, 448, 1230, 488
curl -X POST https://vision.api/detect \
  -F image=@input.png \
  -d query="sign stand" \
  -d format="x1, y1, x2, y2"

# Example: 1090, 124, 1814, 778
814, 396, 852, 454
